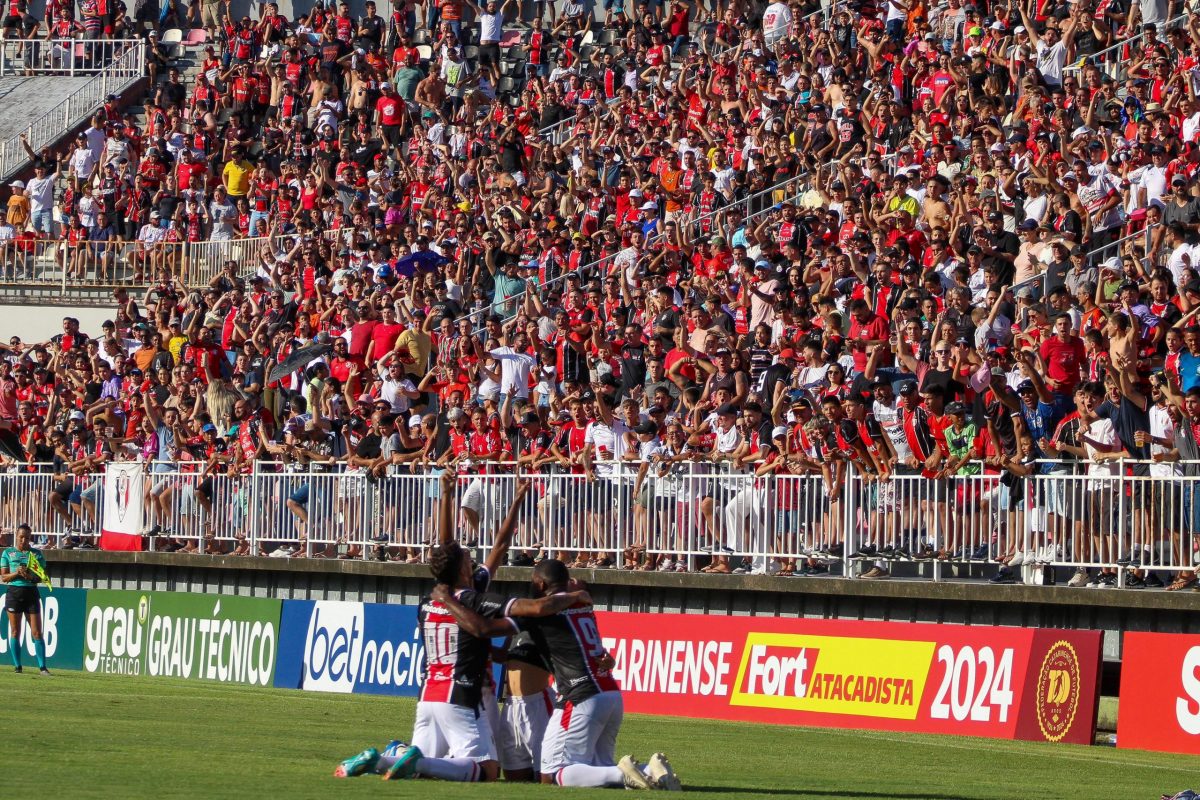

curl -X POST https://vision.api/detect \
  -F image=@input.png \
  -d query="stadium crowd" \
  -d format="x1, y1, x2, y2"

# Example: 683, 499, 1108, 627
3, 0, 1200, 590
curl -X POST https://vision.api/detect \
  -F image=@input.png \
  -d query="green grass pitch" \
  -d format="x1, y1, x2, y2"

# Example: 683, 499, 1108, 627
4, 672, 1197, 799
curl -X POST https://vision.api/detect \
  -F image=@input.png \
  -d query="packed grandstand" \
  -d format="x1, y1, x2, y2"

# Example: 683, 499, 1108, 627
0, 0, 1197, 589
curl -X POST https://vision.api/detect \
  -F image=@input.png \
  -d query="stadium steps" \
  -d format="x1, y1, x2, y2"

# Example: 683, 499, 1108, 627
121, 43, 202, 146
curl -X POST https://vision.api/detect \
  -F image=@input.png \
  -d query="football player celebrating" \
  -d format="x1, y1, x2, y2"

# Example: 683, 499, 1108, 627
430, 559, 682, 791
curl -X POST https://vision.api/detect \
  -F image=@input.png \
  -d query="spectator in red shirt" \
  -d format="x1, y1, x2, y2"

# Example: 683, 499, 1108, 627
847, 299, 890, 375
1038, 313, 1086, 397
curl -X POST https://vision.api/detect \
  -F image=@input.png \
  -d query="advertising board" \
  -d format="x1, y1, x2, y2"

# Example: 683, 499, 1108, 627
596, 613, 1101, 744
274, 600, 424, 696
1117, 632, 1200, 755
83, 590, 281, 686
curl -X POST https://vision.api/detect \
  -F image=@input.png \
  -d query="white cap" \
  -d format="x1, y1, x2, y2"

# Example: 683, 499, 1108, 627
70, 410, 85, 420
990, 20, 1004, 29
1014, 25, 1026, 33
640, 201, 657, 211
771, 425, 788, 439
10, 180, 23, 189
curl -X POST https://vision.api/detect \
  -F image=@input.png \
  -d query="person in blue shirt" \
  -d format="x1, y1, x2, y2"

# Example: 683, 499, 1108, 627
1177, 329, 1200, 392
0, 524, 49, 675
996, 351, 1060, 464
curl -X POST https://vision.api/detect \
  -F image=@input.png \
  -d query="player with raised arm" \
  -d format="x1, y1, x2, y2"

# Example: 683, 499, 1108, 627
0, 524, 50, 675
431, 559, 682, 791
333, 473, 575, 782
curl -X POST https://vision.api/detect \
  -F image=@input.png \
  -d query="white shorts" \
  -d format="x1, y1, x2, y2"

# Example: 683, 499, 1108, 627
498, 690, 553, 771
461, 478, 491, 516
540, 690, 623, 774
481, 687, 500, 756
411, 701, 498, 762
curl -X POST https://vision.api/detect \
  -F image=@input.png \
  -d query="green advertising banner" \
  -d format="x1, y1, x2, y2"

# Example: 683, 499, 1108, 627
0, 587, 87, 670
84, 590, 281, 686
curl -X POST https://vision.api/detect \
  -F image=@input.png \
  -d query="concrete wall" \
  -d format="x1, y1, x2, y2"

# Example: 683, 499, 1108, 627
0, 302, 113, 342
47, 550, 1200, 667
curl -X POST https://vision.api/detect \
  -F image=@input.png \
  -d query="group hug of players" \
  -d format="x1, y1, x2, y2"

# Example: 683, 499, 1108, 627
333, 471, 682, 790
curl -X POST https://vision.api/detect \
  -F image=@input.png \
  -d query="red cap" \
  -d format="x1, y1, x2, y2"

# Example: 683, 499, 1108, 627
779, 348, 797, 360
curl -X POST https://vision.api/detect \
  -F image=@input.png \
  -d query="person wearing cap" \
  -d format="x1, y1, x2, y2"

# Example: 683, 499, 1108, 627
5, 177, 29, 234
937, 397, 982, 543
1016, 6, 1076, 89
221, 147, 253, 198
375, 81, 407, 158
19, 139, 60, 237
1163, 174, 1200, 232
983, 209, 1019, 275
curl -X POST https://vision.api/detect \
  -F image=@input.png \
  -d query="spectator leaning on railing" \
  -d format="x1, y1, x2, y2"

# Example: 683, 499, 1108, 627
5, 0, 1200, 587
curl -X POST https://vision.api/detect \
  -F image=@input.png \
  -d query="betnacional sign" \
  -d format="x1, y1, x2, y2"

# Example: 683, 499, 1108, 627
596, 613, 1101, 745
274, 600, 425, 696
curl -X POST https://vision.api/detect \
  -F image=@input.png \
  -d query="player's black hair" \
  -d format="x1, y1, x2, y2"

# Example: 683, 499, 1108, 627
533, 558, 570, 592
429, 541, 464, 585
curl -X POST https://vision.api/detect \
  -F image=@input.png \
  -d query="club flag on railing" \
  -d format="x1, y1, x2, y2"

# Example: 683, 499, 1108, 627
99, 463, 144, 551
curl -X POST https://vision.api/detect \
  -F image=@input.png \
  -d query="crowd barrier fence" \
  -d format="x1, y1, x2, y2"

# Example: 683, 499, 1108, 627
0, 39, 145, 181
5, 458, 1198, 584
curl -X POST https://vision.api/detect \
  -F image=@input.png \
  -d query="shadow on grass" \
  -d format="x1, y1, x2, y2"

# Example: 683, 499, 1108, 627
680, 788, 969, 799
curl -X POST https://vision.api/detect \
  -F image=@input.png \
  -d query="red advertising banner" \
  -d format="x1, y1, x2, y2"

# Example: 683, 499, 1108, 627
1117, 632, 1200, 755
595, 612, 1101, 745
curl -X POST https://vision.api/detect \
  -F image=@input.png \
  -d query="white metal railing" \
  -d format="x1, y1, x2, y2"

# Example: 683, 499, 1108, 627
7, 458, 1197, 584
1089, 221, 1163, 272
1009, 220, 1163, 298
0, 38, 143, 77
184, 234, 280, 287
0, 235, 176, 289
1063, 11, 1189, 78
0, 232, 288, 293
0, 39, 145, 180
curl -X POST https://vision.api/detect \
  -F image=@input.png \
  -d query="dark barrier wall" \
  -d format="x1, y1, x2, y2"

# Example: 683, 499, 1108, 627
43, 551, 1200, 666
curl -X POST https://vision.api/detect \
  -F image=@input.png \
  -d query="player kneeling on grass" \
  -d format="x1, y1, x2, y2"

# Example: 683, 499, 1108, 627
336, 533, 591, 783
432, 559, 681, 791
1, 524, 50, 675
496, 630, 555, 782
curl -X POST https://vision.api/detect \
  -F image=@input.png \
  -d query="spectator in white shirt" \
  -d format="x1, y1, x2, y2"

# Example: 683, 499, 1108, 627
68, 132, 97, 189
490, 331, 536, 400
20, 145, 60, 236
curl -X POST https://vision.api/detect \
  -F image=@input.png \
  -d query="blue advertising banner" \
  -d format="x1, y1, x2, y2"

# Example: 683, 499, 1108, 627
0, 587, 87, 670
275, 600, 424, 696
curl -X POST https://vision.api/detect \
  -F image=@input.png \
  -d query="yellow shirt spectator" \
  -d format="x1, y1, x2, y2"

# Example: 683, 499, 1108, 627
222, 158, 253, 197
168, 334, 189, 364
6, 184, 29, 228
887, 193, 920, 219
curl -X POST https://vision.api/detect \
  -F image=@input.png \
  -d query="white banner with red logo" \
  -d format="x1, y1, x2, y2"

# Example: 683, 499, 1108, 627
595, 612, 1101, 745
99, 464, 144, 551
